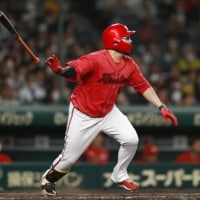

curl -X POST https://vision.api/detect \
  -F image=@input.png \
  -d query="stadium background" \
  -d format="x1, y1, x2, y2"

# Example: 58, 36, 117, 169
0, 0, 200, 196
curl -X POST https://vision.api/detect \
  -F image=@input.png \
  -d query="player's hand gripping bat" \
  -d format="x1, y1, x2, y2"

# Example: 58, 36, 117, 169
0, 11, 40, 64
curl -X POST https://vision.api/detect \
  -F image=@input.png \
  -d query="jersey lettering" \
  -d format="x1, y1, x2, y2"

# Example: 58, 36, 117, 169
98, 73, 128, 84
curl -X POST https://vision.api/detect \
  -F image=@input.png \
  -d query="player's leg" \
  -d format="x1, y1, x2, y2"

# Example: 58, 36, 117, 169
101, 105, 139, 191
41, 103, 101, 196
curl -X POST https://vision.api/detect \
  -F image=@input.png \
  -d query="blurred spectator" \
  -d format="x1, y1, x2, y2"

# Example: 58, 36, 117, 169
0, 153, 12, 164
44, 78, 63, 104
156, 87, 172, 105
163, 36, 180, 70
0, 142, 12, 164
182, 0, 200, 25
180, 93, 196, 106
148, 62, 164, 89
137, 18, 161, 44
166, 63, 182, 105
18, 71, 46, 104
130, 0, 158, 21
111, 0, 136, 27
136, 143, 160, 163
117, 88, 131, 106
0, 82, 19, 105
177, 44, 200, 74
84, 133, 110, 164
175, 138, 200, 163
14, 65, 28, 89
95, 0, 115, 28
0, 0, 199, 106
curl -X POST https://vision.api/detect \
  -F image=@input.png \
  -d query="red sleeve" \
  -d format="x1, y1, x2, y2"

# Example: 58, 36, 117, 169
0, 153, 12, 163
175, 152, 191, 163
127, 60, 151, 94
65, 55, 94, 84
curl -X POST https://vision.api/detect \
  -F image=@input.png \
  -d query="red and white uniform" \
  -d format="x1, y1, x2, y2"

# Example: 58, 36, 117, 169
46, 49, 150, 183
42, 24, 177, 194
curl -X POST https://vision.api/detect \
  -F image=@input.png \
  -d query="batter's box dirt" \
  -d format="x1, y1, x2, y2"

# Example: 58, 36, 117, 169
0, 188, 200, 200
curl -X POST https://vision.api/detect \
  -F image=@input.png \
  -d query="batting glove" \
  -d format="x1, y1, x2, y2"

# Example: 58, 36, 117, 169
159, 105, 178, 126
45, 55, 62, 74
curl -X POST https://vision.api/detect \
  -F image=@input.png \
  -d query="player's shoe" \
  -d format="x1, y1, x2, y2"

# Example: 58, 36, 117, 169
41, 182, 56, 197
117, 179, 139, 192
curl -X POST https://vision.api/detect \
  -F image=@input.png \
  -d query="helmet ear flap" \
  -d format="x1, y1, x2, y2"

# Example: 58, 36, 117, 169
113, 38, 120, 46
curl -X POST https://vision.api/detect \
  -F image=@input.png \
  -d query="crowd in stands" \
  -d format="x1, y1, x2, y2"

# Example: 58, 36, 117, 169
0, 0, 200, 106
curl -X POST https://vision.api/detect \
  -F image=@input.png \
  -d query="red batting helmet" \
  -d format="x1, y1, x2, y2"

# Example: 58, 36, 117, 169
102, 23, 136, 54
143, 144, 159, 155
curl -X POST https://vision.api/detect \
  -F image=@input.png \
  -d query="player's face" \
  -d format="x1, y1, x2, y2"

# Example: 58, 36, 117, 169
121, 35, 132, 43
191, 140, 200, 155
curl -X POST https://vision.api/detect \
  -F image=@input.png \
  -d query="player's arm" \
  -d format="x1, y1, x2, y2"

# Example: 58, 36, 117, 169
142, 87, 178, 126
128, 62, 178, 126
142, 87, 163, 108
45, 54, 76, 78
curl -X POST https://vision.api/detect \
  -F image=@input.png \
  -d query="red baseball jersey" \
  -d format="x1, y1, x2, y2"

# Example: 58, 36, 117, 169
84, 146, 110, 164
66, 49, 151, 117
175, 152, 200, 163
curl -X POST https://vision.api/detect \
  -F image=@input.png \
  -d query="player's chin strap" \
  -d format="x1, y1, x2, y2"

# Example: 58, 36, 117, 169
46, 168, 69, 183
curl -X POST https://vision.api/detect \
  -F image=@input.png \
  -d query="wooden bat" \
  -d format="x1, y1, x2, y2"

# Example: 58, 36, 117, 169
0, 11, 40, 64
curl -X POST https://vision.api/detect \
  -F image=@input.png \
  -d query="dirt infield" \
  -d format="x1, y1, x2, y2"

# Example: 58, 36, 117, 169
0, 188, 200, 200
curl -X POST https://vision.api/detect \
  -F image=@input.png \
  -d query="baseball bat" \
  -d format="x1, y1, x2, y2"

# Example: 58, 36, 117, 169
0, 11, 40, 64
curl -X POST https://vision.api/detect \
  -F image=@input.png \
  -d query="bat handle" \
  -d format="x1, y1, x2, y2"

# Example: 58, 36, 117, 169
17, 36, 40, 64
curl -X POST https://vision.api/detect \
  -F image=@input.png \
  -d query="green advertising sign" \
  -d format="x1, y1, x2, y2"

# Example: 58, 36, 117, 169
0, 105, 200, 128
0, 163, 200, 190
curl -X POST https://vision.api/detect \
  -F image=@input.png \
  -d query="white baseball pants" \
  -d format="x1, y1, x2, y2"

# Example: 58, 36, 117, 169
47, 102, 139, 183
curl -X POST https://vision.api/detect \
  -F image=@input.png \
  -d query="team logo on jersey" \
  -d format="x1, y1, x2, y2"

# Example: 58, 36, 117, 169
98, 73, 128, 84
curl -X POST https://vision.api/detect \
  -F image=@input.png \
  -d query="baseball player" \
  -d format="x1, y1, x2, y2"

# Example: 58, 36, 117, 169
41, 23, 178, 196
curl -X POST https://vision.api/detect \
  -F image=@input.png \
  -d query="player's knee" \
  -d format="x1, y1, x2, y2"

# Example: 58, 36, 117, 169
124, 134, 139, 147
